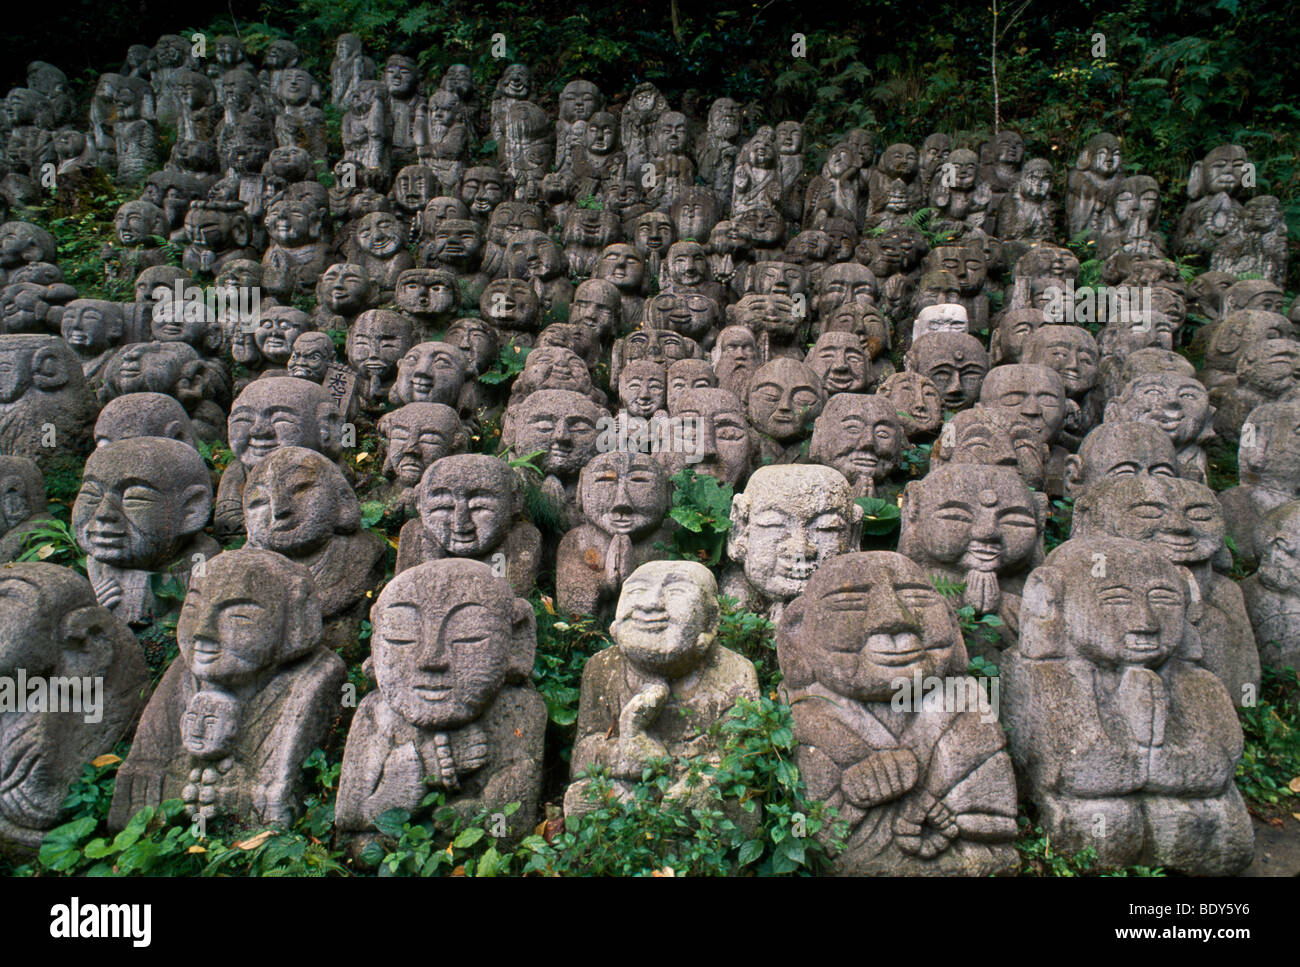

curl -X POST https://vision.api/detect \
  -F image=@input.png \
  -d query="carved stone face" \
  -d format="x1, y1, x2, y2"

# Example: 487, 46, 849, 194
654, 112, 689, 154
749, 262, 808, 298
611, 560, 717, 679
645, 292, 718, 344
902, 463, 1040, 574
780, 552, 962, 701
432, 219, 484, 264
634, 213, 674, 258
747, 358, 825, 441
994, 309, 1045, 364
0, 457, 41, 531
1018, 159, 1053, 200
1108, 373, 1211, 449
788, 231, 832, 264
595, 244, 645, 291
1065, 421, 1179, 498
978, 364, 1067, 447
379, 403, 460, 486
348, 310, 415, 386
417, 454, 517, 557
734, 293, 799, 342
107, 342, 192, 396
73, 438, 210, 569
666, 388, 752, 489
94, 393, 195, 449
713, 326, 758, 386
1241, 401, 1300, 494
1208, 310, 1292, 369
808, 331, 869, 394
559, 79, 600, 121
665, 241, 710, 288
930, 407, 1039, 484
816, 262, 878, 319
666, 359, 716, 410
584, 112, 617, 154
618, 359, 667, 418
1075, 475, 1223, 569
480, 279, 535, 335
809, 394, 902, 488
244, 447, 351, 556
823, 303, 889, 359
1239, 340, 1300, 397
384, 56, 418, 97
929, 244, 986, 294
180, 689, 239, 759
393, 342, 467, 406
906, 333, 989, 412
570, 279, 620, 345
619, 329, 696, 368
318, 263, 373, 315
459, 168, 505, 218
880, 143, 918, 179
423, 197, 470, 234
356, 212, 406, 259
994, 132, 1025, 165
445, 318, 498, 374
731, 465, 860, 600
1024, 325, 1099, 397
394, 270, 456, 319
516, 346, 594, 400
266, 198, 320, 247
579, 451, 669, 539
228, 378, 340, 468
1257, 504, 1300, 593
879, 372, 943, 437
254, 308, 312, 366
671, 191, 719, 243
61, 300, 123, 354
486, 203, 541, 246
393, 166, 436, 213
505, 389, 604, 477
1201, 144, 1248, 195
498, 64, 530, 98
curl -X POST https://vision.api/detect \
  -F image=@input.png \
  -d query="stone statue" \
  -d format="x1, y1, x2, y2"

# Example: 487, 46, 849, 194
337, 559, 545, 844
723, 464, 863, 623
395, 454, 541, 598
930, 405, 1048, 492
109, 547, 347, 830
777, 551, 1019, 875
73, 437, 219, 626
243, 446, 386, 622
1241, 501, 1300, 671
904, 333, 988, 413
1066, 133, 1122, 239
661, 387, 755, 490
809, 393, 904, 499
1105, 372, 1215, 484
59, 299, 125, 385
565, 560, 759, 818
1063, 421, 1179, 499
712, 325, 760, 401
878, 371, 944, 440
93, 392, 197, 450
347, 309, 416, 412
1001, 536, 1253, 875
745, 357, 826, 465
1175, 144, 1250, 258
1219, 399, 1300, 567
0, 455, 53, 562
0, 563, 148, 854
0, 334, 96, 470
502, 389, 606, 525
557, 451, 673, 618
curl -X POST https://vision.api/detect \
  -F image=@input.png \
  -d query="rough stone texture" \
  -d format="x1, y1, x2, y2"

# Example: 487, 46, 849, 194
1063, 421, 1179, 499
878, 371, 943, 440
0, 334, 96, 470
777, 551, 1019, 875
1241, 500, 1300, 671
110, 547, 347, 830
0, 563, 149, 854
1221, 399, 1300, 567
1002, 537, 1254, 876
809, 393, 903, 499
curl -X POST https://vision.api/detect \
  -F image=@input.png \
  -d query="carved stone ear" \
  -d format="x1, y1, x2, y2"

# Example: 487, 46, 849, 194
1018, 566, 1066, 659
1187, 161, 1205, 200
230, 214, 251, 248
316, 402, 344, 458
506, 597, 536, 683
335, 474, 361, 532
1075, 148, 1091, 170
30, 346, 69, 390
726, 491, 750, 560
179, 483, 213, 535
1102, 399, 1120, 423
895, 481, 921, 559
846, 499, 864, 550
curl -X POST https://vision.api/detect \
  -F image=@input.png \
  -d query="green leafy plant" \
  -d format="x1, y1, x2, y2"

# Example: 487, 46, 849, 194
1236, 665, 1300, 810
17, 518, 87, 574
854, 496, 902, 536
664, 467, 734, 566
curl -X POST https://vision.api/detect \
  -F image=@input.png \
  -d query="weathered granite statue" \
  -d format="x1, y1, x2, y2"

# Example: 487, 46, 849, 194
330, 33, 375, 109
1066, 133, 1122, 239
109, 547, 347, 830
244, 446, 385, 623
746, 357, 826, 464
899, 462, 1046, 642
0, 563, 149, 854
1063, 421, 1179, 499
338, 559, 545, 843
666, 358, 718, 410
1001, 536, 1254, 875
723, 465, 862, 623
182, 200, 255, 276
809, 393, 903, 499
904, 333, 989, 413
309, 264, 373, 335
611, 329, 701, 388
1072, 475, 1261, 702
74, 437, 219, 626
59, 299, 125, 385
777, 551, 1019, 875
1211, 339, 1300, 444
377, 401, 463, 500
930, 405, 1048, 492
100, 200, 169, 282
562, 207, 622, 279
557, 451, 673, 618
0, 455, 53, 562
93, 392, 197, 450
1209, 194, 1287, 286
1241, 501, 1300, 671
989, 307, 1045, 365
216, 377, 344, 540
660, 387, 755, 490
0, 224, 54, 287
347, 309, 416, 412
804, 141, 865, 227
565, 560, 759, 818
879, 371, 944, 440
978, 130, 1025, 214
1175, 144, 1250, 258
0, 334, 96, 469
594, 243, 648, 327
274, 68, 329, 164
387, 341, 468, 411
927, 148, 991, 234
1220, 399, 1300, 567
1105, 372, 1215, 484
807, 331, 879, 396
509, 346, 605, 409
568, 278, 622, 355
414, 91, 469, 191
619, 82, 668, 178
1023, 325, 1102, 448
341, 79, 392, 180
711, 325, 759, 401
395, 454, 541, 598
260, 196, 330, 300
502, 388, 606, 524
616, 359, 668, 424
